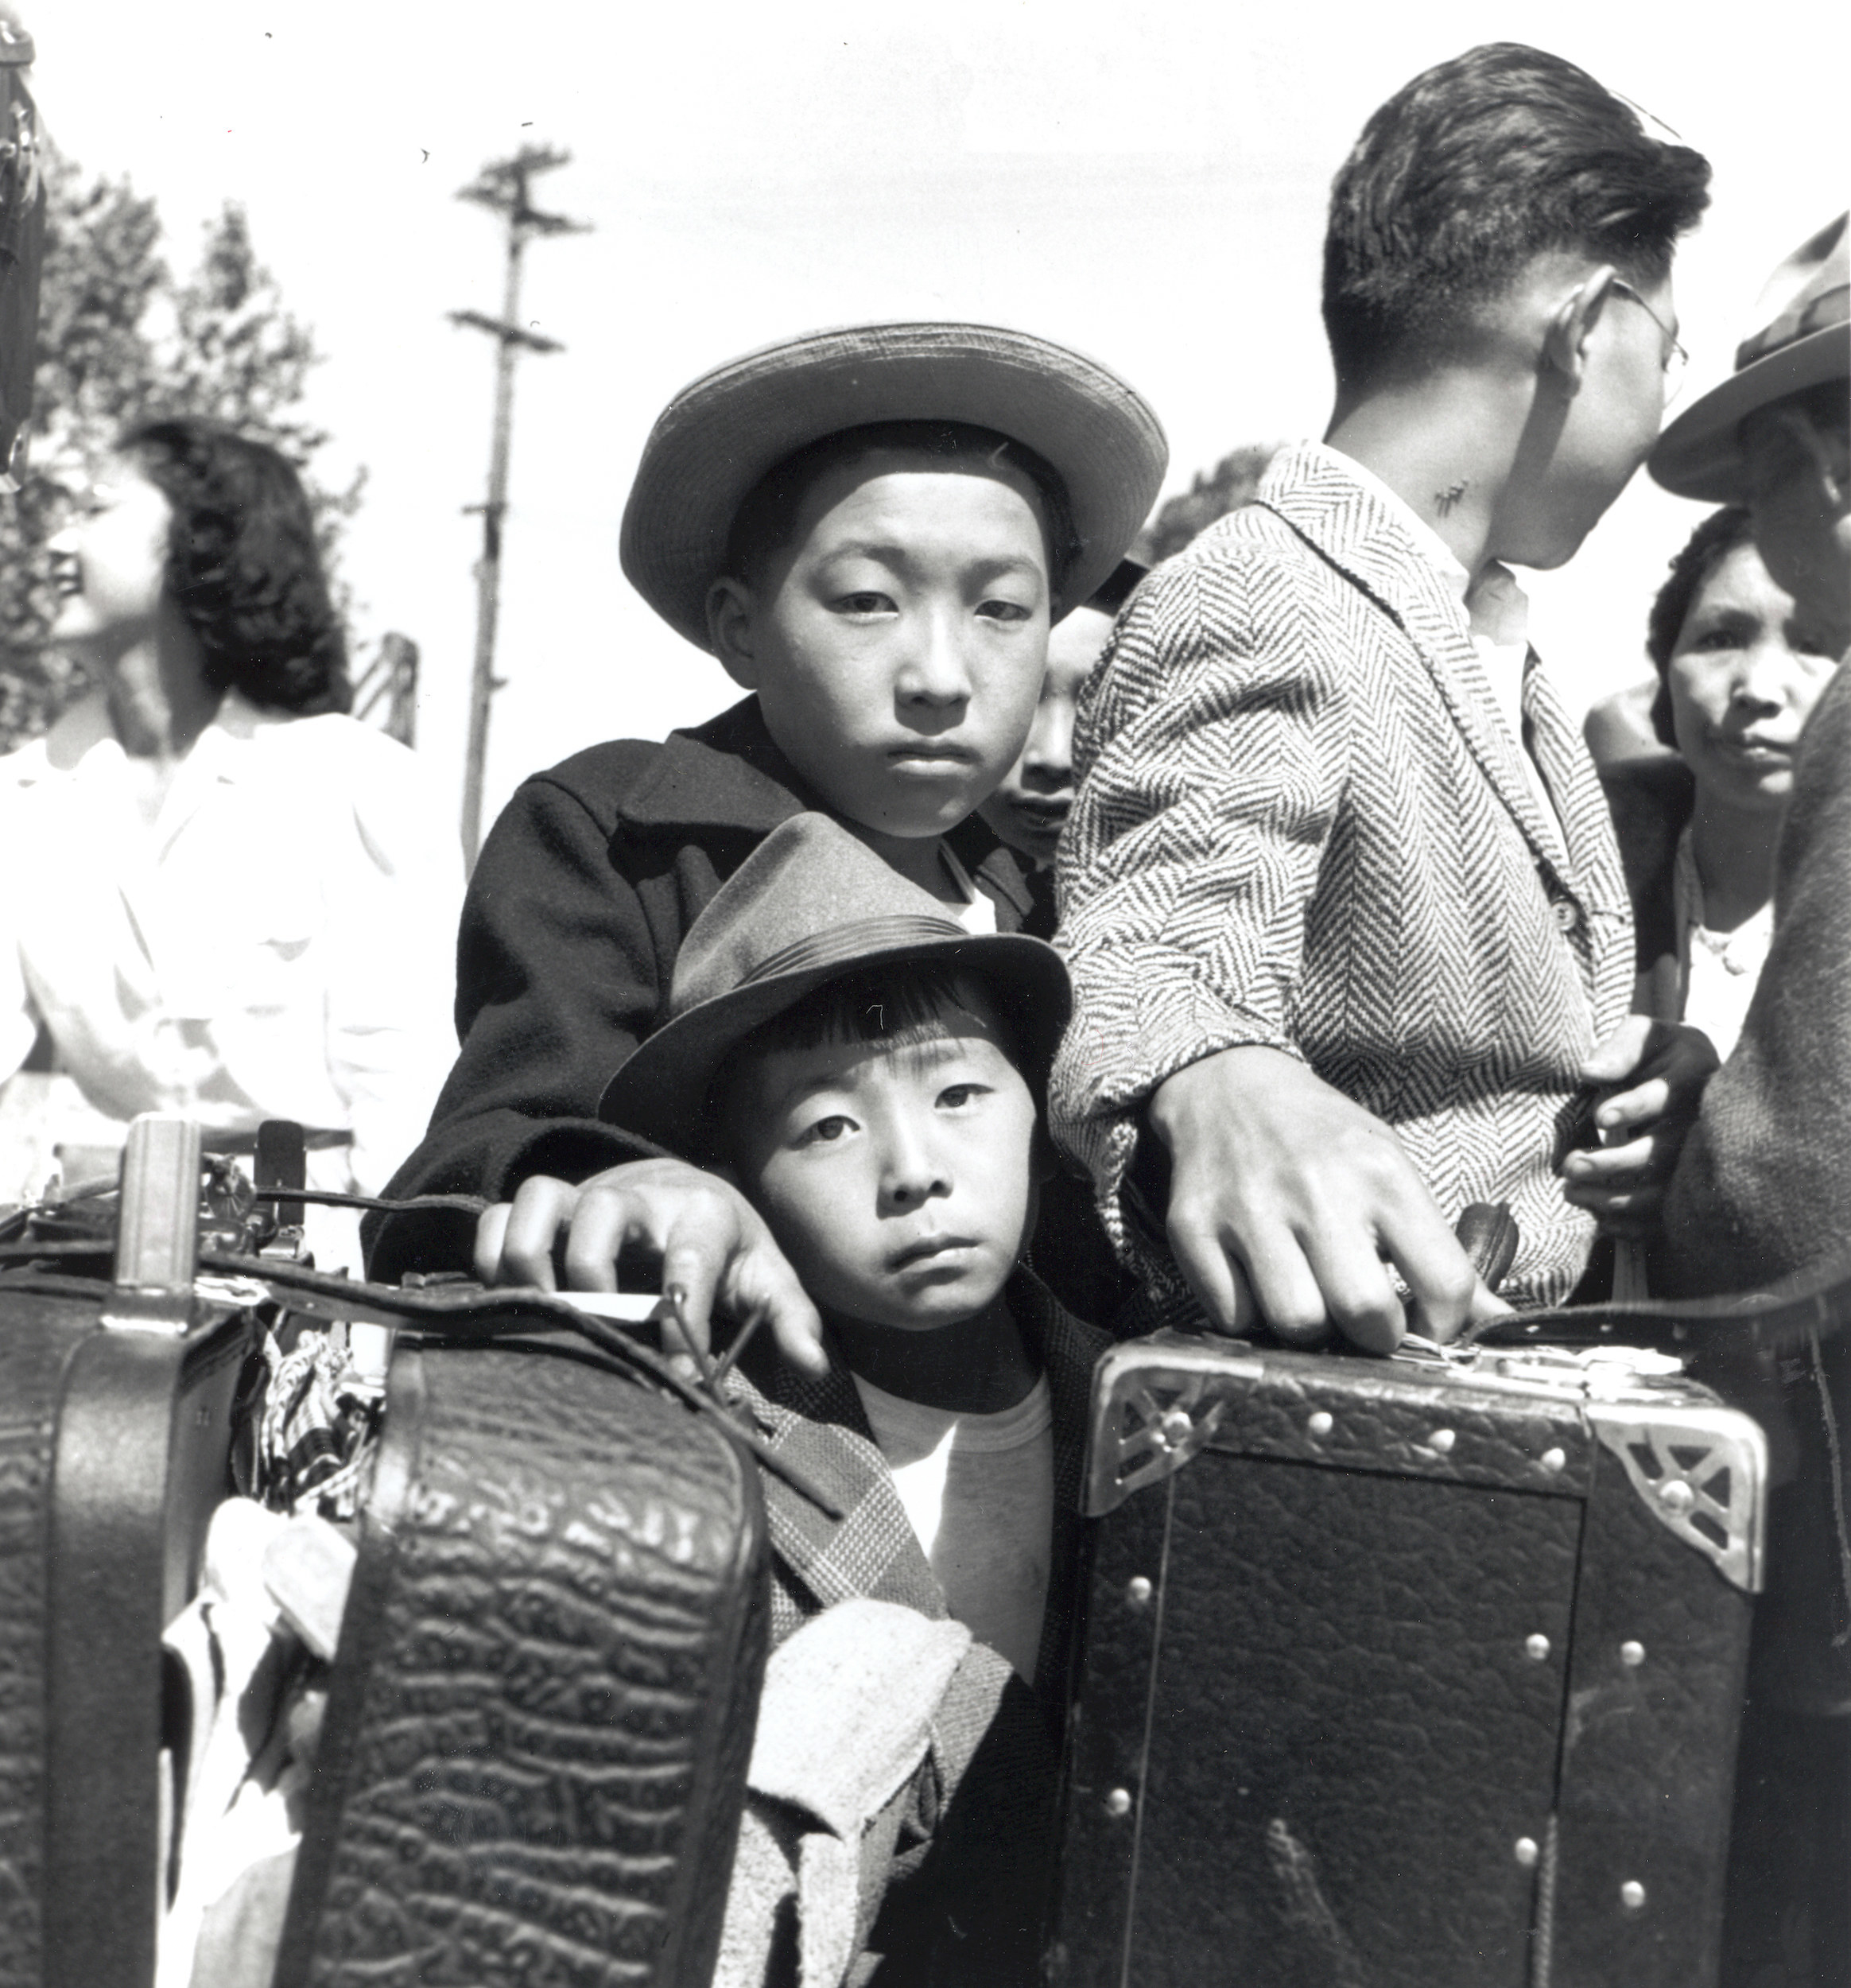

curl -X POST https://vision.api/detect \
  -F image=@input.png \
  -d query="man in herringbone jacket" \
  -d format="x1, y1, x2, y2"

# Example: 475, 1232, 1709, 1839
1052, 46, 1717, 1345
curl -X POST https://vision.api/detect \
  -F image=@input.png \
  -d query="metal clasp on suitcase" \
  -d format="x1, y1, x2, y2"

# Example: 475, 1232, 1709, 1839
103, 1113, 207, 1334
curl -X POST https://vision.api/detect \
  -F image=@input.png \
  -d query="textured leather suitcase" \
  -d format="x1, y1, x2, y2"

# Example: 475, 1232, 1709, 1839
1050, 1329, 1768, 1988
0, 1120, 772, 1988
275, 1330, 770, 1988
0, 1284, 251, 1988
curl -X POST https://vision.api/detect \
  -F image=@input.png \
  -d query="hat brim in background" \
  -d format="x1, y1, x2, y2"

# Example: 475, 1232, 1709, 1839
619, 321, 1169, 651
1650, 324, 1850, 503
599, 923, 1072, 1158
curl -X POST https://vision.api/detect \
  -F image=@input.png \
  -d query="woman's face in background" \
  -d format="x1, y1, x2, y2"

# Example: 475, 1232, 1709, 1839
1667, 538, 1840, 813
47, 457, 171, 652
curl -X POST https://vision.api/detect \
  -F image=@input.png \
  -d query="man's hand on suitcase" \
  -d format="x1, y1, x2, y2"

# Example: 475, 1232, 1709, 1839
1150, 1046, 1508, 1353
474, 1159, 828, 1376
1561, 1016, 1720, 1235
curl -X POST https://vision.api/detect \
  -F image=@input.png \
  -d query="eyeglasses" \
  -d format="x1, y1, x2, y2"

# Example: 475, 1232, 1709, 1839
1611, 280, 1689, 401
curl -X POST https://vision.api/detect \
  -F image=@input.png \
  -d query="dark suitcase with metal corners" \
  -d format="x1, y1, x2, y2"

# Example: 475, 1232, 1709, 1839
1050, 1331, 1766, 1988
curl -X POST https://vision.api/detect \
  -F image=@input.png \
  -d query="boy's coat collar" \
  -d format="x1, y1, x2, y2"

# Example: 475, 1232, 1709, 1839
617, 696, 815, 834
615, 694, 1034, 920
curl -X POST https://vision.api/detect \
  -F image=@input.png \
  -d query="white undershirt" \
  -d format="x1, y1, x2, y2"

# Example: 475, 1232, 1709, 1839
851, 1370, 1054, 1683
937, 843, 998, 935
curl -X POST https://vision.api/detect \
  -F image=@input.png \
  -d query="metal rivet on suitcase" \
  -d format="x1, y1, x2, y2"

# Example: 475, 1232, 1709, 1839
1540, 1446, 1567, 1472
1524, 1634, 1550, 1662
1515, 1838, 1540, 1867
1158, 1408, 1193, 1447
1620, 1881, 1647, 1912
1659, 1478, 1696, 1512
1306, 1411, 1333, 1437
1427, 1427, 1456, 1453
1105, 1788, 1134, 1818
1126, 1576, 1153, 1609
1620, 1640, 1646, 1667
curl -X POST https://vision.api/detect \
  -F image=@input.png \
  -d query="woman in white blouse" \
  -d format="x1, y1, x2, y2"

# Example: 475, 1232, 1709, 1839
0, 418, 460, 1267
1609, 507, 1841, 1062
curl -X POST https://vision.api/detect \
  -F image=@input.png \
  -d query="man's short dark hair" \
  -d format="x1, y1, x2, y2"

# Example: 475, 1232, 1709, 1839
1323, 43, 1711, 394
722, 420, 1080, 600
123, 417, 351, 715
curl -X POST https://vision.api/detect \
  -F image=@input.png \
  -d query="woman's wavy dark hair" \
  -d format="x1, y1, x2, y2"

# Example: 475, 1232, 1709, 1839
1644, 506, 1755, 744
122, 417, 351, 714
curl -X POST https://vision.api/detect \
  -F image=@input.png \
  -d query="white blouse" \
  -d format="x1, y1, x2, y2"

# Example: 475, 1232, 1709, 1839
1673, 826, 1775, 1064
0, 691, 462, 1257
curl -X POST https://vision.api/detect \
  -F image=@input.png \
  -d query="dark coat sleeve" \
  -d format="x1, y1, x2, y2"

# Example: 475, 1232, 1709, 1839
1660, 658, 1851, 1295
363, 754, 675, 1279
1598, 751, 1692, 979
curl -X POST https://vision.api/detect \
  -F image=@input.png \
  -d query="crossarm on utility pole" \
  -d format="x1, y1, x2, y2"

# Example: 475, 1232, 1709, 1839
452, 145, 588, 870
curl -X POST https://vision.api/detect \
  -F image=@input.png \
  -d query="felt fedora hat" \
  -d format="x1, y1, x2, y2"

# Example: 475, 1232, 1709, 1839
619, 320, 1169, 651
599, 812, 1072, 1155
1651, 213, 1849, 503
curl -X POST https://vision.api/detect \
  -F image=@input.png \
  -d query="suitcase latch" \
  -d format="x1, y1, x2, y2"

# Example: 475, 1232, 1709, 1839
1588, 1403, 1768, 1593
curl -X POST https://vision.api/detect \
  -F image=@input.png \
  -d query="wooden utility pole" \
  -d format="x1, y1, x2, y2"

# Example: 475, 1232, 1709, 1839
451, 145, 588, 868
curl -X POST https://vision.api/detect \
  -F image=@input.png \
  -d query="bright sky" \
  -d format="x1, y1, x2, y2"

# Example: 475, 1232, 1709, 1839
33, 0, 1848, 848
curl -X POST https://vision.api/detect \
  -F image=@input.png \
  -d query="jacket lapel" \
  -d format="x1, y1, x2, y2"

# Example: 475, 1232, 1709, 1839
1258, 445, 1580, 892
727, 1354, 946, 1621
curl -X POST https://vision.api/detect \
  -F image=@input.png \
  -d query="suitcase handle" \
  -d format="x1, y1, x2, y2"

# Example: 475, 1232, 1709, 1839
1454, 1202, 1519, 1296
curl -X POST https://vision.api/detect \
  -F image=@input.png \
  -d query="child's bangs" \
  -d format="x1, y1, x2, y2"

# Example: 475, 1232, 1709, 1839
707, 959, 1034, 1151
767, 961, 1003, 1058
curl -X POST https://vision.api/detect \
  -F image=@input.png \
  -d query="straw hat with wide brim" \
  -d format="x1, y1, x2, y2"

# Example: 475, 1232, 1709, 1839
619, 321, 1168, 652
600, 812, 1071, 1157
1651, 213, 1849, 504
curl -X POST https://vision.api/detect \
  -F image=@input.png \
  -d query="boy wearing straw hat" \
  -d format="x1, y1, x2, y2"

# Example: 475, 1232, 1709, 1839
601, 810, 1108, 1986
364, 323, 1166, 1371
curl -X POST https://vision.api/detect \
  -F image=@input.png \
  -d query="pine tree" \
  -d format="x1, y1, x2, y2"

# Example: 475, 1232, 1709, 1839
0, 154, 358, 751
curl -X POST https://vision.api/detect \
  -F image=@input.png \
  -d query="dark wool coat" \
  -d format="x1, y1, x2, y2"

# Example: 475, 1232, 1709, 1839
363, 697, 1034, 1280
1658, 658, 1851, 1717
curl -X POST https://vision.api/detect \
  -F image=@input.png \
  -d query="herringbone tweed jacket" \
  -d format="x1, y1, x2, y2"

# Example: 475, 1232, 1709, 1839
1050, 442, 1635, 1314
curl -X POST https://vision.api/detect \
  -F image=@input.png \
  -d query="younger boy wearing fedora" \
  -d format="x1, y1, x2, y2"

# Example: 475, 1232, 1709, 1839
364, 322, 1165, 1367
603, 810, 1109, 1986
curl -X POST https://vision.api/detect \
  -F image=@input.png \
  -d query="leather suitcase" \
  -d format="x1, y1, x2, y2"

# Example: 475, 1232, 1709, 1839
0, 1117, 772, 1988
0, 1287, 252, 1988
276, 1332, 770, 1988
1050, 1330, 1767, 1988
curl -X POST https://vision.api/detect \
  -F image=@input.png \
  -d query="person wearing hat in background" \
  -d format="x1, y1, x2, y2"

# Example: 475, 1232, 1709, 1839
1050, 45, 1717, 1352
1647, 212, 1851, 1988
601, 810, 1108, 1988
363, 323, 1166, 1373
